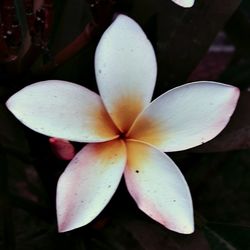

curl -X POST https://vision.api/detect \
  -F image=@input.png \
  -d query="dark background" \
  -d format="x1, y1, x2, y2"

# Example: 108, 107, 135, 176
0, 0, 250, 249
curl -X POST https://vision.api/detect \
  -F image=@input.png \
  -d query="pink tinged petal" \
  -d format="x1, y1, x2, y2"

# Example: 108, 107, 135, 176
95, 14, 157, 132
56, 139, 126, 232
128, 81, 240, 152
171, 0, 194, 8
6, 80, 119, 143
124, 140, 194, 234
49, 138, 75, 160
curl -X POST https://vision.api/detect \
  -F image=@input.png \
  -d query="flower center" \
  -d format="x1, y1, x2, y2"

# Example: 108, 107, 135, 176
119, 132, 127, 139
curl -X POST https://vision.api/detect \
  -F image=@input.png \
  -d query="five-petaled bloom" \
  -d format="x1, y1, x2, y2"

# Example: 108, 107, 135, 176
6, 14, 239, 234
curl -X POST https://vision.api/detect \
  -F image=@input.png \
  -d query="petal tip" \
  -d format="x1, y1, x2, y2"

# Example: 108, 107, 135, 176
5, 96, 14, 113
225, 85, 240, 115
175, 223, 194, 234
232, 86, 240, 102
57, 215, 70, 233
56, 211, 90, 233
58, 223, 68, 233
57, 222, 83, 233
172, 0, 194, 8
165, 216, 194, 234
57, 223, 75, 233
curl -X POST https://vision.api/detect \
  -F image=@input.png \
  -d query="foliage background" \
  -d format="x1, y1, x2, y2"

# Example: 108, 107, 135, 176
0, 0, 250, 249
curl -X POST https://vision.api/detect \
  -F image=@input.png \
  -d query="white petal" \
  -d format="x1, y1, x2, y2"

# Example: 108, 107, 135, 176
56, 139, 126, 232
6, 80, 119, 142
95, 14, 157, 132
128, 81, 240, 152
124, 140, 194, 234
171, 0, 194, 8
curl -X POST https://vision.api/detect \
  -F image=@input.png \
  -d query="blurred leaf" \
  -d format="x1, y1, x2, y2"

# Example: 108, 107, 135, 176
0, 104, 51, 248
130, 0, 241, 94
11, 207, 86, 250
14, 0, 29, 39
185, 149, 250, 249
188, 49, 234, 83
86, 210, 210, 250
0, 104, 30, 159
0, 145, 16, 250
7, 153, 47, 209
50, 0, 91, 54
220, 61, 250, 90
219, 0, 250, 90
225, 1, 250, 59
137, 0, 240, 92
191, 91, 250, 152
188, 150, 250, 227
121, 219, 210, 250
205, 223, 250, 250
204, 226, 238, 250
40, 0, 97, 87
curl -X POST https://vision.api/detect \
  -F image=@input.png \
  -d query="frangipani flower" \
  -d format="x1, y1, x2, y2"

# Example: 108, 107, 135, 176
6, 14, 239, 234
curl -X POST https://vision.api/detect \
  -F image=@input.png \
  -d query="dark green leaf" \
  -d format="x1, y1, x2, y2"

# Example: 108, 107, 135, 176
205, 223, 250, 250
